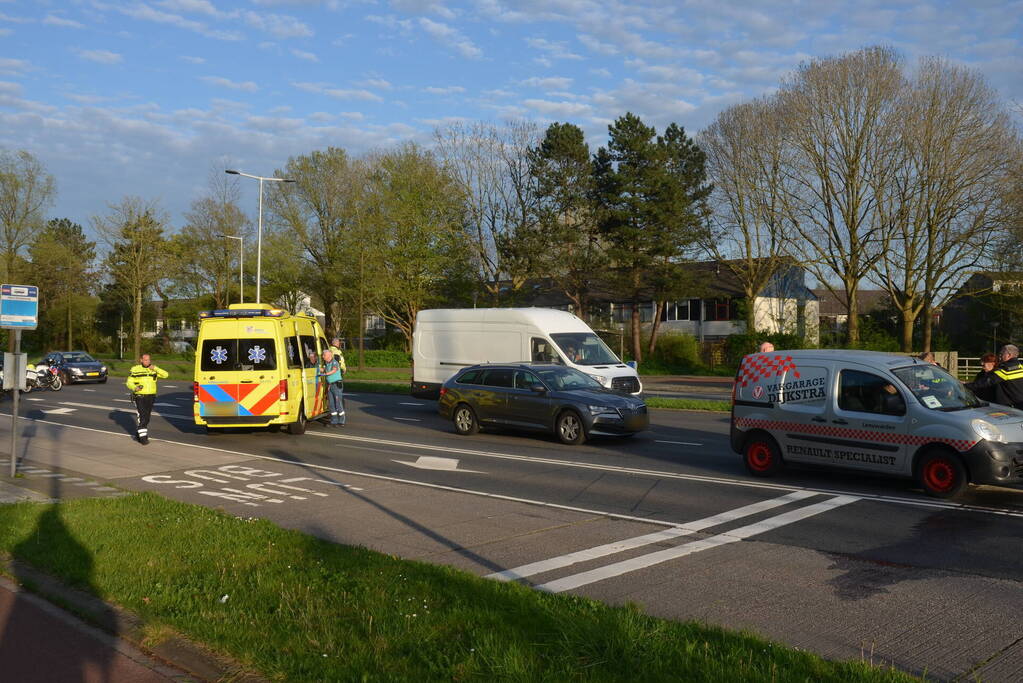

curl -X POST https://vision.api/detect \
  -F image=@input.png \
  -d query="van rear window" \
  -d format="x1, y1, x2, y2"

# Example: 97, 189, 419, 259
201, 339, 277, 372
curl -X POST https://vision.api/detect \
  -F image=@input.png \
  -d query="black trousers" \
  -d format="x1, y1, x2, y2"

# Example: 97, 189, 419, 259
134, 394, 155, 438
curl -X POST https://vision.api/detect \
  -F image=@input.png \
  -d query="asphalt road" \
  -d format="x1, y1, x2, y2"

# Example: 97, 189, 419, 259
4, 379, 1023, 680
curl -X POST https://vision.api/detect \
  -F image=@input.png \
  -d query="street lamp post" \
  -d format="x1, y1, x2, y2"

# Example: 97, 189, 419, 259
225, 169, 295, 304
218, 233, 244, 304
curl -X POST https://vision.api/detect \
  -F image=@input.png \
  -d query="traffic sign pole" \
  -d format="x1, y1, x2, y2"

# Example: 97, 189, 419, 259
9, 328, 18, 477
1, 285, 38, 478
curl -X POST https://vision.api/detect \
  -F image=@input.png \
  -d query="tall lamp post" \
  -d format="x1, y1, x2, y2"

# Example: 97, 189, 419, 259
225, 169, 295, 304
218, 233, 244, 304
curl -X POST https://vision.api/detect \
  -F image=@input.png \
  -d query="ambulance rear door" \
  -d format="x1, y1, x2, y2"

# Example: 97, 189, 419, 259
196, 319, 282, 423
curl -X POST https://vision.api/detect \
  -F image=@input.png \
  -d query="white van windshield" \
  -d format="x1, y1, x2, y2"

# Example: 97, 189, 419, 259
550, 333, 619, 366
892, 365, 981, 411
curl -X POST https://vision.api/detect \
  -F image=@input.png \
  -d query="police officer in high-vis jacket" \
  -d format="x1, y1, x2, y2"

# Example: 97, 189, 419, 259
126, 353, 169, 444
968, 344, 1023, 408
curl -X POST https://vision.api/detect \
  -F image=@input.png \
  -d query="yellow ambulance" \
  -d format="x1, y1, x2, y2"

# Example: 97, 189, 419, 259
193, 303, 329, 434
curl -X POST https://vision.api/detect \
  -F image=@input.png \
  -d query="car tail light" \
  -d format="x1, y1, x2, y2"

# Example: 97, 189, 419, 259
193, 381, 199, 402
439, 387, 447, 398
279, 379, 288, 401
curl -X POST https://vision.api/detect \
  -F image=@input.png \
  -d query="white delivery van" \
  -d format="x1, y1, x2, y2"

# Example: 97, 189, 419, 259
411, 308, 642, 398
731, 349, 1023, 499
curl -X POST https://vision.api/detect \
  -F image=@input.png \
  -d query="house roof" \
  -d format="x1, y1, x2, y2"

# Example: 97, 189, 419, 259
812, 288, 890, 317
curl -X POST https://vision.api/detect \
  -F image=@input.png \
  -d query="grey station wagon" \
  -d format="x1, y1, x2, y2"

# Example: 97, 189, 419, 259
438, 363, 650, 445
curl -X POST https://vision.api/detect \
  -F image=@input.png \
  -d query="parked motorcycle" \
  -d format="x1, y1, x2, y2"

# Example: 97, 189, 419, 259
27, 363, 63, 392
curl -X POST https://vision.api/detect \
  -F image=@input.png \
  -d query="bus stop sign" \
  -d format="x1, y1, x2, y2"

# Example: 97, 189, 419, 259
0, 284, 38, 330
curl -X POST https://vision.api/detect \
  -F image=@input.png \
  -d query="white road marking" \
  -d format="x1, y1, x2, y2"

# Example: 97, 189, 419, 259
394, 417, 420, 422
19, 468, 49, 474
400, 402, 424, 406
26, 398, 44, 402
58, 401, 193, 422
655, 440, 703, 446
163, 385, 178, 388
114, 398, 131, 403
394, 456, 483, 473
536, 495, 860, 593
488, 491, 816, 582
40, 408, 76, 415
83, 389, 96, 392
3, 413, 1023, 523
154, 402, 178, 407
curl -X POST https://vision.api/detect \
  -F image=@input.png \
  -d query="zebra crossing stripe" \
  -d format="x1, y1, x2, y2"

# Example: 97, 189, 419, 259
488, 490, 817, 582
535, 495, 859, 594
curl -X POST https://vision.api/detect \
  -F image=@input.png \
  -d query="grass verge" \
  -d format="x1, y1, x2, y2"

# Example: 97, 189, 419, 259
645, 396, 731, 412
0, 494, 913, 682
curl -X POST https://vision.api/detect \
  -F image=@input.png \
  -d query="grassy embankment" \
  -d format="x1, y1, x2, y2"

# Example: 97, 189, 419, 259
0, 494, 914, 682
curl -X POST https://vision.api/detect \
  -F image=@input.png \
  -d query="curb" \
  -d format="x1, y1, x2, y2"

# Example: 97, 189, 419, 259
1, 555, 266, 683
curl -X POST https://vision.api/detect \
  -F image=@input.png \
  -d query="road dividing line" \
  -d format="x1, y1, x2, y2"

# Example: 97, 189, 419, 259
488, 490, 817, 582
655, 440, 703, 446
57, 401, 193, 423
400, 402, 424, 406
394, 417, 421, 422
40, 408, 76, 415
26, 398, 44, 402
536, 495, 859, 593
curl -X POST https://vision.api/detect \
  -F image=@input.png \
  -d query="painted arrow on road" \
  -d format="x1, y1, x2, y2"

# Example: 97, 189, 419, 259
393, 456, 484, 473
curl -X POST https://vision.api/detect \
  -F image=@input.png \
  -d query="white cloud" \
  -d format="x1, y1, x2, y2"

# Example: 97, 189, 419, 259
291, 48, 319, 62
180, 55, 206, 64
0, 29, 10, 37
522, 98, 592, 118
76, 49, 123, 65
519, 76, 572, 90
590, 67, 611, 78
525, 37, 582, 60
43, 14, 85, 29
243, 11, 313, 38
366, 14, 413, 32
0, 81, 23, 96
359, 78, 393, 90
0, 58, 32, 75
291, 82, 384, 101
418, 18, 481, 58
339, 111, 365, 120
156, 0, 224, 18
200, 76, 259, 92
390, 0, 456, 19
115, 3, 242, 40
0, 12, 32, 23
423, 85, 465, 94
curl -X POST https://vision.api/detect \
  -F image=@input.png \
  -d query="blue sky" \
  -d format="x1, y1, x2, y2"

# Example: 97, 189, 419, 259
2, 0, 1021, 229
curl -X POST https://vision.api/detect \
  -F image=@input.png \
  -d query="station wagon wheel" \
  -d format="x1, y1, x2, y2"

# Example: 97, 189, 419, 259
744, 434, 782, 476
453, 404, 479, 435
918, 450, 967, 498
556, 410, 586, 445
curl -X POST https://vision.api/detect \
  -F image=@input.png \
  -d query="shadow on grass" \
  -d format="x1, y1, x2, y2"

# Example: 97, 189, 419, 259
0, 471, 118, 680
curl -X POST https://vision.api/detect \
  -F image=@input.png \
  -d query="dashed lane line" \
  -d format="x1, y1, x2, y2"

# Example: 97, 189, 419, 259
3, 413, 1023, 523
536, 495, 860, 593
56, 401, 193, 423
394, 417, 421, 422
655, 440, 703, 446
488, 490, 817, 582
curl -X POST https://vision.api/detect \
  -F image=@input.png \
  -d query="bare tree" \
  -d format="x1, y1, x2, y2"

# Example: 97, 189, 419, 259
93, 197, 169, 359
0, 149, 56, 280
700, 97, 795, 336
872, 58, 1020, 351
170, 169, 250, 308
433, 120, 540, 300
778, 46, 905, 345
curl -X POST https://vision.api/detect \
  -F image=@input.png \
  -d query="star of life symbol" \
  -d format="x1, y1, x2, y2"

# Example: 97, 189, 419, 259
210, 345, 228, 364
248, 345, 267, 363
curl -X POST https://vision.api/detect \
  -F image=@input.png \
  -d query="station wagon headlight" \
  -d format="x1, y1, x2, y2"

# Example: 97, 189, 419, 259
589, 405, 619, 416
71, 368, 82, 375
101, 366, 107, 372
972, 419, 1006, 443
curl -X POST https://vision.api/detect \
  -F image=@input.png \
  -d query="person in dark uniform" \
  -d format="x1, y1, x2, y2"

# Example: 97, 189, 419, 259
968, 345, 1023, 408
125, 353, 168, 444
971, 353, 998, 402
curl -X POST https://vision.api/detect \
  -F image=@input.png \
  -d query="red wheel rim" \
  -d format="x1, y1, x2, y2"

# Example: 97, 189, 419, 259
747, 442, 773, 471
923, 459, 955, 492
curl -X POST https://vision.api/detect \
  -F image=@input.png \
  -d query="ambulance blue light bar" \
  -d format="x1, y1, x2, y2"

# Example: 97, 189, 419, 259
198, 308, 287, 319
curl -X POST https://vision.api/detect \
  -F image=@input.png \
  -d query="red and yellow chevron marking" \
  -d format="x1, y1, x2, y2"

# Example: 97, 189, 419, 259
198, 382, 280, 417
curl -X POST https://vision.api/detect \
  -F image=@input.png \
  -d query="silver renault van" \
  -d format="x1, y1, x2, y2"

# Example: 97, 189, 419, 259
730, 350, 1023, 498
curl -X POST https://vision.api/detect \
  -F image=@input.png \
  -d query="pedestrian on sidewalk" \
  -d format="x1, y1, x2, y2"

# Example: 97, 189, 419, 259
126, 353, 168, 445
318, 349, 345, 427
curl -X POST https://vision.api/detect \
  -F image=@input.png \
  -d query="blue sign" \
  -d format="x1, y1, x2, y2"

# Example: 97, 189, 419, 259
0, 284, 38, 330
